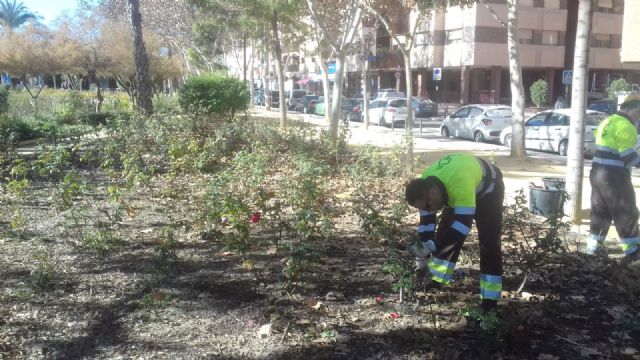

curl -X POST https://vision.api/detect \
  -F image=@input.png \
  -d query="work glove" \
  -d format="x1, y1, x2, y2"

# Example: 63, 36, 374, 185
411, 239, 436, 270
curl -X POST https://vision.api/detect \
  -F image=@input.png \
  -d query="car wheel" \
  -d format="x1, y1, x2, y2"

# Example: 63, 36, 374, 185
504, 134, 512, 148
558, 140, 568, 156
474, 131, 485, 143
441, 126, 450, 137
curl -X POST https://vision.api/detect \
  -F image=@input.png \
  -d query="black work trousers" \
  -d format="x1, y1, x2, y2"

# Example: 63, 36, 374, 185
590, 166, 640, 249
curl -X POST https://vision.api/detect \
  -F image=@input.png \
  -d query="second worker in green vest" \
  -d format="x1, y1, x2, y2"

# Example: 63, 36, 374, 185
589, 93, 640, 265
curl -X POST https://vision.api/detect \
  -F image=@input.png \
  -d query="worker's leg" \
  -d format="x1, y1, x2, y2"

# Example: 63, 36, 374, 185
429, 207, 462, 284
589, 167, 613, 254
475, 170, 505, 310
608, 172, 640, 257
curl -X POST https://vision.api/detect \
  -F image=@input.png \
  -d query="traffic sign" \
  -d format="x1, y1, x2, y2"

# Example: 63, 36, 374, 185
433, 67, 442, 81
562, 70, 572, 85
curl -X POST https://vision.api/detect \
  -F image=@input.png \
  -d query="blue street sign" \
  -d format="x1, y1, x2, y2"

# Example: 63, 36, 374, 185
562, 70, 572, 85
433, 67, 442, 81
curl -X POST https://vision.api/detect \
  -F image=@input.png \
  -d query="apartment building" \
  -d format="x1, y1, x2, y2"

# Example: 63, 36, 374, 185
621, 0, 640, 63
348, 0, 640, 105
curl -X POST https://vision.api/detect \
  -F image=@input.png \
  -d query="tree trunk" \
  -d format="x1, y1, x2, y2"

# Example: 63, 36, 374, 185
249, 38, 255, 105
263, 32, 271, 110
90, 72, 104, 113
316, 54, 332, 123
566, 0, 592, 223
362, 58, 370, 129
127, 0, 153, 115
330, 54, 347, 141
270, 10, 287, 129
507, 0, 526, 160
403, 52, 414, 170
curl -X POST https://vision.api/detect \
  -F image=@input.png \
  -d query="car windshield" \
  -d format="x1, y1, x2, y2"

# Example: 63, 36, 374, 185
485, 108, 512, 117
291, 90, 306, 98
389, 100, 405, 108
586, 113, 606, 126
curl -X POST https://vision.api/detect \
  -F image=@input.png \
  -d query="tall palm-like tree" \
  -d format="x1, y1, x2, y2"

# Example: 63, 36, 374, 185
0, 0, 38, 30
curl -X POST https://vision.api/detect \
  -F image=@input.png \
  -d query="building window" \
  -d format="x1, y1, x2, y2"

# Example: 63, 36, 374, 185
594, 34, 612, 48
446, 29, 462, 44
541, 30, 558, 45
520, 0, 534, 6
545, 0, 560, 9
519, 29, 533, 45
596, 0, 613, 13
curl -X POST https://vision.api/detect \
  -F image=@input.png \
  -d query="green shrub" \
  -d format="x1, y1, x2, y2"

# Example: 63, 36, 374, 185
78, 112, 115, 126
0, 114, 34, 150
0, 87, 9, 113
529, 79, 548, 108
179, 73, 250, 117
607, 78, 631, 100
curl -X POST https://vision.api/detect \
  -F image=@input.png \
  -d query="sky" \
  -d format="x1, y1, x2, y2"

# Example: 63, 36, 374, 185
21, 0, 80, 27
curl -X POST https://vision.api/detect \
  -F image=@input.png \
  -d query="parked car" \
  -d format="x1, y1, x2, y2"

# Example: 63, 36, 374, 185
286, 89, 307, 110
499, 109, 607, 156
440, 105, 512, 142
255, 90, 280, 107
375, 89, 406, 99
363, 97, 408, 126
314, 97, 353, 117
413, 98, 438, 117
588, 99, 617, 115
340, 99, 363, 122
313, 97, 328, 116
294, 95, 319, 113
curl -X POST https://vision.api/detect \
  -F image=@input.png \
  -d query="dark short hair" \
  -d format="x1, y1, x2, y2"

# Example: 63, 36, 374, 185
405, 176, 440, 206
620, 99, 640, 112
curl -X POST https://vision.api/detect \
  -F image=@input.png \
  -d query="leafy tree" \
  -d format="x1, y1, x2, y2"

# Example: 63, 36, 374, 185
0, 0, 38, 30
479, 0, 526, 160
607, 78, 630, 100
529, 79, 548, 108
127, 0, 153, 114
52, 11, 114, 112
79, 0, 155, 114
360, 0, 475, 166
0, 25, 61, 103
306, 0, 362, 141
189, 0, 305, 129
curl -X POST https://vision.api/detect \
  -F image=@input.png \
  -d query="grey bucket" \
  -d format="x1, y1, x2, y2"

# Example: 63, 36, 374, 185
529, 187, 565, 218
542, 177, 566, 191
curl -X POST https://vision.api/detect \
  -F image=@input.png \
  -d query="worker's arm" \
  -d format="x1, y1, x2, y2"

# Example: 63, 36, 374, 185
617, 125, 640, 168
413, 210, 437, 269
434, 206, 475, 247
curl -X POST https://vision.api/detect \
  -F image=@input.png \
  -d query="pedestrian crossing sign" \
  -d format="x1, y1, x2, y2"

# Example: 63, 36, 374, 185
562, 70, 573, 85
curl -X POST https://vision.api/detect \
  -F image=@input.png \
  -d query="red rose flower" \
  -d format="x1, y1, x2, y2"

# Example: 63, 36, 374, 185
250, 211, 261, 223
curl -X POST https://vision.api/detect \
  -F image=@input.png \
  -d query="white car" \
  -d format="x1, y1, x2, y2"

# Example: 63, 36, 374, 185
499, 109, 607, 156
440, 105, 512, 142
364, 98, 407, 126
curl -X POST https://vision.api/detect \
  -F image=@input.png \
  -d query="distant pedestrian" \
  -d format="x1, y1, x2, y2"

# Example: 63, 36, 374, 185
589, 93, 640, 266
554, 96, 566, 109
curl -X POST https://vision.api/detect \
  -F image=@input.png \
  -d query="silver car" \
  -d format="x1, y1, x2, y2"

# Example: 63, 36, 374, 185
440, 105, 512, 142
499, 109, 607, 156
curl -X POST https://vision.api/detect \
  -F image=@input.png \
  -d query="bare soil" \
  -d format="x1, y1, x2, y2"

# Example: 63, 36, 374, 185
2, 167, 639, 360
